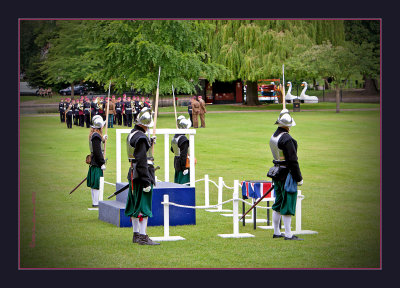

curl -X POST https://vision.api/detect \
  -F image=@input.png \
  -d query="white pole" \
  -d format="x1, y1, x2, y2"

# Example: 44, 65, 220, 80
204, 174, 209, 206
164, 133, 169, 182
163, 194, 170, 238
218, 177, 223, 211
116, 130, 121, 183
189, 134, 195, 187
155, 176, 158, 182
233, 180, 239, 236
99, 177, 104, 201
296, 190, 302, 232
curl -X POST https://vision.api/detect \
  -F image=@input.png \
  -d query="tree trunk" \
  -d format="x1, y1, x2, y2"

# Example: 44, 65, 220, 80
362, 76, 379, 95
324, 78, 330, 90
71, 82, 75, 98
335, 83, 340, 113
245, 81, 260, 106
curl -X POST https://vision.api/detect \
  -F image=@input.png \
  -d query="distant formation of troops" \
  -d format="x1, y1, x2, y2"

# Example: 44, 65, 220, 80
58, 95, 152, 129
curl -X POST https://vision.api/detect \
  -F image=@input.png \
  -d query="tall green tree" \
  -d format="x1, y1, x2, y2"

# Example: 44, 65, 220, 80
20, 20, 58, 88
287, 41, 360, 112
84, 20, 231, 96
344, 20, 380, 93
40, 20, 97, 97
206, 20, 346, 105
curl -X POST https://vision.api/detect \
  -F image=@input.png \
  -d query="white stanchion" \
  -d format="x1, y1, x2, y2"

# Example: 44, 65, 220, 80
99, 176, 104, 201
218, 180, 254, 239
151, 194, 186, 242
290, 190, 318, 235
204, 174, 209, 207
205, 176, 232, 213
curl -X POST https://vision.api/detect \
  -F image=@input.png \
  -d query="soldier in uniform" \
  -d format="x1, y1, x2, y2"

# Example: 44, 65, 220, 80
59, 98, 65, 123
187, 98, 193, 125
122, 94, 127, 126
84, 97, 91, 128
86, 115, 108, 207
134, 96, 141, 116
112, 95, 117, 125
115, 97, 123, 126
132, 96, 138, 122
65, 98, 74, 129
269, 109, 304, 240
171, 116, 192, 185
125, 96, 133, 127
73, 99, 79, 126
191, 96, 200, 128
125, 107, 159, 245
105, 97, 116, 128
145, 97, 151, 109
198, 95, 207, 128
79, 99, 85, 127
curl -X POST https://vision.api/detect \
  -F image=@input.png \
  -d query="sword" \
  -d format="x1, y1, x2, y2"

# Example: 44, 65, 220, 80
239, 185, 274, 221
107, 166, 160, 199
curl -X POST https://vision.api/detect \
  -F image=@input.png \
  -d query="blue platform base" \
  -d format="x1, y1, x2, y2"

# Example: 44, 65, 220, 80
99, 181, 196, 227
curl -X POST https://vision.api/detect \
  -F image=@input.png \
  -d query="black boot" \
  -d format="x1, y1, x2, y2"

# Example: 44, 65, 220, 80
138, 234, 160, 245
132, 232, 140, 243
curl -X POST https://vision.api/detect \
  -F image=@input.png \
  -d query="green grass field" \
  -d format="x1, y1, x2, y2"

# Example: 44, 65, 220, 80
20, 108, 380, 268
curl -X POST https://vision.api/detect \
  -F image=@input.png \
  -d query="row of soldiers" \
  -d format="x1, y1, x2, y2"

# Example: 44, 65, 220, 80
58, 95, 152, 129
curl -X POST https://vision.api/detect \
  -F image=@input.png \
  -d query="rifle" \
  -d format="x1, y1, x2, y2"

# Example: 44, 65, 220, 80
239, 184, 274, 221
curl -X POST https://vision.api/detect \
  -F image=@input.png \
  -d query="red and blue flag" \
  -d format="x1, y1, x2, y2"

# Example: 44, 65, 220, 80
241, 181, 273, 199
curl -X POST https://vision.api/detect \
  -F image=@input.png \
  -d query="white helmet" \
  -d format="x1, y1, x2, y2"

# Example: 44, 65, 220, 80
178, 118, 192, 129
91, 115, 106, 129
275, 109, 296, 127
177, 115, 185, 126
136, 107, 154, 127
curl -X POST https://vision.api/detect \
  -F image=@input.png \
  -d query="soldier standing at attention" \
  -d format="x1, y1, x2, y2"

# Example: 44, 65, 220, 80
171, 116, 192, 185
125, 96, 133, 127
122, 94, 127, 126
125, 108, 159, 245
65, 98, 74, 129
79, 98, 85, 127
198, 95, 207, 128
105, 97, 116, 128
269, 109, 304, 241
191, 96, 200, 128
59, 98, 65, 123
115, 97, 123, 126
84, 97, 91, 128
87, 115, 108, 207
112, 95, 117, 125
187, 98, 193, 125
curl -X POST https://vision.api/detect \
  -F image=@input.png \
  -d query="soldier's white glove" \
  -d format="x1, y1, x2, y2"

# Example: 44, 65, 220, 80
298, 180, 303, 186
183, 169, 189, 175
143, 186, 151, 193
103, 134, 108, 141
101, 164, 106, 170
151, 136, 157, 145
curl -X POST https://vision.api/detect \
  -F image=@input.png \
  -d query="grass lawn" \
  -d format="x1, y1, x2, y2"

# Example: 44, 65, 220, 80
20, 108, 380, 268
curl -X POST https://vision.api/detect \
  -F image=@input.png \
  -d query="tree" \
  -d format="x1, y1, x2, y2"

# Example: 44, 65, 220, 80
287, 41, 360, 112
40, 21, 97, 97
344, 20, 380, 93
83, 20, 231, 96
206, 20, 346, 105
20, 20, 58, 88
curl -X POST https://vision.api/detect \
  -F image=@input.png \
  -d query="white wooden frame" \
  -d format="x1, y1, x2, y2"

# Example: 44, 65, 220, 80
116, 129, 197, 187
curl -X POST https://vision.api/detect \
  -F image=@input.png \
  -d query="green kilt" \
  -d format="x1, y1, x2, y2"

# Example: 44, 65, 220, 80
272, 179, 297, 216
174, 169, 190, 185
87, 165, 103, 189
124, 180, 153, 218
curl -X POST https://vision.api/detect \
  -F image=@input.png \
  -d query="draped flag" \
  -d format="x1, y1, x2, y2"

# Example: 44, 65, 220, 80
241, 181, 273, 199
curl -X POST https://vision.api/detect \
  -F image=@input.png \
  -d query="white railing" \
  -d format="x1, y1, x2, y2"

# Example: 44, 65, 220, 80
150, 181, 318, 242
116, 128, 196, 187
